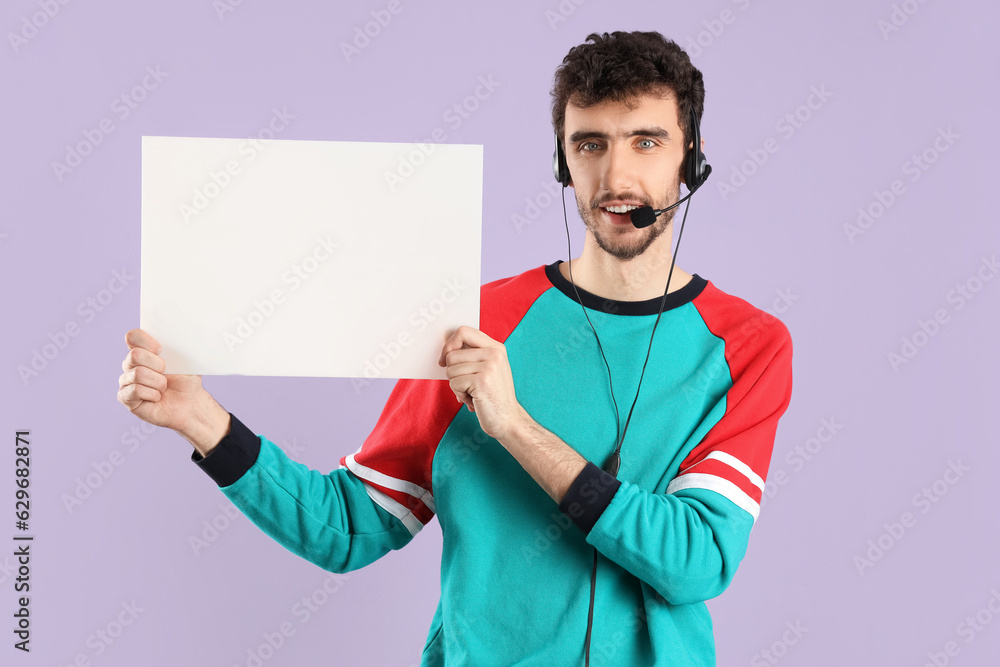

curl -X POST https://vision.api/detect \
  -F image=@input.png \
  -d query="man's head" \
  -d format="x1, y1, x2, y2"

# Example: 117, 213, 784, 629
551, 31, 705, 261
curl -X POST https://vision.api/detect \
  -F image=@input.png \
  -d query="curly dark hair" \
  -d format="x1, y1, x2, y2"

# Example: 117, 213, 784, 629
551, 31, 705, 150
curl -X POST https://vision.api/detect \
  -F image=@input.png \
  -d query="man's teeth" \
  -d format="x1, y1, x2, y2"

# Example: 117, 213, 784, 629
604, 205, 640, 214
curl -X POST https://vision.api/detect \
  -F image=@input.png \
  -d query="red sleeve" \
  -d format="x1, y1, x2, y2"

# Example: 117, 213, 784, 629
340, 379, 460, 530
669, 282, 794, 522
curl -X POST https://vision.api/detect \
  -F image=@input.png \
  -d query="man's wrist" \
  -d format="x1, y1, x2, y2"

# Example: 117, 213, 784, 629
179, 392, 231, 457
497, 405, 534, 448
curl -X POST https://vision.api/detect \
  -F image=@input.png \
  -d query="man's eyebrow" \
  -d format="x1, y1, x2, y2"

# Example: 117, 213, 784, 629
567, 127, 671, 144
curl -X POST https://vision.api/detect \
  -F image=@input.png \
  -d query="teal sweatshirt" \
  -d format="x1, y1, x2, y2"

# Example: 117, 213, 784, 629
192, 261, 794, 665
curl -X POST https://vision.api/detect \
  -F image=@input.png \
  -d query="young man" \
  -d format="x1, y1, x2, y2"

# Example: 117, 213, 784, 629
118, 31, 793, 666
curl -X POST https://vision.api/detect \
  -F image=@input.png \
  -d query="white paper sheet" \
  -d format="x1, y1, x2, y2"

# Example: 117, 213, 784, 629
140, 135, 482, 380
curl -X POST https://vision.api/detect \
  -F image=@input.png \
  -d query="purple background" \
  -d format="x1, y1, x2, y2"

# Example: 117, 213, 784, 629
2, 0, 998, 665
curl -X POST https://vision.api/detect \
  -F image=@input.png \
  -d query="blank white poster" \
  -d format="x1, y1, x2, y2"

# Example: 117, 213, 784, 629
140, 135, 482, 380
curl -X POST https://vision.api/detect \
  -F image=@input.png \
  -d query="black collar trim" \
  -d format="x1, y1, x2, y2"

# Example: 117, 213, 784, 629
544, 260, 707, 316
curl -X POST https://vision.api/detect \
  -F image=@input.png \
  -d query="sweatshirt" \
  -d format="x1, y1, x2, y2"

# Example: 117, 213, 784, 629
192, 260, 794, 666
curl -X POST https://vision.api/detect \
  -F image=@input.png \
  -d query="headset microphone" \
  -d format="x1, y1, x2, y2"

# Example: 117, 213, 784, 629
629, 163, 712, 228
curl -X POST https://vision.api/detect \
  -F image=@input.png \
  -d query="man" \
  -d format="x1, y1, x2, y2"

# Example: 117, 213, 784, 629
118, 31, 793, 666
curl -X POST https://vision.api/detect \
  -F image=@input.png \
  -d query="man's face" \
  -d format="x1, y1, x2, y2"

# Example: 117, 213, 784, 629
562, 92, 689, 261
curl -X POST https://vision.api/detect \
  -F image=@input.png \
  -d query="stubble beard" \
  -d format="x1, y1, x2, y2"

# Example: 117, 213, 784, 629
575, 181, 681, 261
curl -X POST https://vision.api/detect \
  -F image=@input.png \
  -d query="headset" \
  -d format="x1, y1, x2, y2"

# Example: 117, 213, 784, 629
552, 106, 711, 666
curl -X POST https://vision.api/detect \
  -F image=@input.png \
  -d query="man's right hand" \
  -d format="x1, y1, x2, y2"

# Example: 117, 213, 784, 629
117, 328, 230, 456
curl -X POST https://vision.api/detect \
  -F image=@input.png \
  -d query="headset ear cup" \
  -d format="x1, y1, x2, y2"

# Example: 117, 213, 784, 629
553, 134, 570, 186
684, 108, 709, 191
685, 147, 707, 191
683, 149, 696, 191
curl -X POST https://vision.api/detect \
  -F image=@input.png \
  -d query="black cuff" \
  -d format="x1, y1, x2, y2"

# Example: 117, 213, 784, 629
557, 461, 621, 535
190, 413, 260, 487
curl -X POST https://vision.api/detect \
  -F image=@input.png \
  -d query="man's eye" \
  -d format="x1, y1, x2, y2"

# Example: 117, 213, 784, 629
638, 139, 655, 149
581, 142, 600, 152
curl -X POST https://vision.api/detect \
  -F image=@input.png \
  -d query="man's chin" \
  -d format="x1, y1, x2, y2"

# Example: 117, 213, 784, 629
593, 233, 654, 261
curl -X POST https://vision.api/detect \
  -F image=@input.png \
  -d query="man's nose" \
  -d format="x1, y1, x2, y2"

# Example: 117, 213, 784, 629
601, 144, 636, 192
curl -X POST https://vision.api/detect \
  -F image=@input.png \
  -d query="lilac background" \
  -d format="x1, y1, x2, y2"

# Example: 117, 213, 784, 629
2, 0, 998, 665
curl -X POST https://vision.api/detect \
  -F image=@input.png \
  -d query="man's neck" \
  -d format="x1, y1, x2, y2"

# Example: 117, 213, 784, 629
557, 232, 693, 302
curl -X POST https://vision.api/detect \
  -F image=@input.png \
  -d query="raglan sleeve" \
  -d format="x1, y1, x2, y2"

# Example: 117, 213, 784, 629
556, 311, 793, 605
191, 378, 457, 574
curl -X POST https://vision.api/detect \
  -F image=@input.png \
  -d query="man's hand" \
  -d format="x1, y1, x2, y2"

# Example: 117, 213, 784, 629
439, 325, 588, 503
438, 326, 526, 441
117, 328, 230, 457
